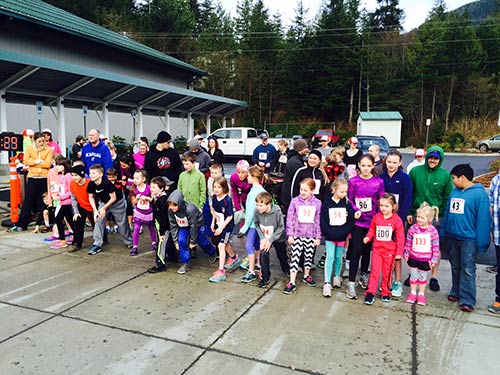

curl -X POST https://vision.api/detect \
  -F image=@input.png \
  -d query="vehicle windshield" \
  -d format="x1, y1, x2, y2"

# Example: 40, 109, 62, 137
358, 138, 389, 152
316, 130, 331, 135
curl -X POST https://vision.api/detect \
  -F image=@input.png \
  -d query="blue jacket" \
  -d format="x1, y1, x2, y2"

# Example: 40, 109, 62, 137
82, 140, 113, 174
380, 169, 412, 222
441, 183, 491, 252
252, 144, 276, 170
320, 194, 355, 242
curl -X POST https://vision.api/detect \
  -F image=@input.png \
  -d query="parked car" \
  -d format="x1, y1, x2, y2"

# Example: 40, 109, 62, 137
311, 129, 340, 147
476, 134, 500, 152
355, 135, 391, 159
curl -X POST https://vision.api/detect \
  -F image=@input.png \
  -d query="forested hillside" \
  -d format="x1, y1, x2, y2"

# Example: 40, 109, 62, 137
43, 0, 500, 148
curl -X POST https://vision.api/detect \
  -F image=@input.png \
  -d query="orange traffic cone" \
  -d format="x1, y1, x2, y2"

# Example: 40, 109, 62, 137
9, 156, 21, 223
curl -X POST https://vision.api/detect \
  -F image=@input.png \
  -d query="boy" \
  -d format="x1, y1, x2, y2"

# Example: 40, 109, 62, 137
254, 191, 289, 288
87, 164, 133, 255
105, 167, 121, 233
69, 164, 93, 252
167, 189, 216, 274
178, 153, 206, 210
441, 164, 491, 312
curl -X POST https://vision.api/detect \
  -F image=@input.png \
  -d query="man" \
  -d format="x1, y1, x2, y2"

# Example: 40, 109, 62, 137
316, 135, 333, 161
281, 139, 308, 208
368, 144, 383, 175
252, 133, 276, 172
184, 138, 211, 174
408, 146, 453, 292
145, 130, 183, 189
81, 129, 113, 175
71, 135, 86, 162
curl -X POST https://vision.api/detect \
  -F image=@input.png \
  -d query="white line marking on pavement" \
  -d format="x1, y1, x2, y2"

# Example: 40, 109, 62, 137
0, 270, 74, 298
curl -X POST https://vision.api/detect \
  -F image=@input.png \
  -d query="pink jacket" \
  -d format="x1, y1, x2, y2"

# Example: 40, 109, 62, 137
286, 195, 322, 239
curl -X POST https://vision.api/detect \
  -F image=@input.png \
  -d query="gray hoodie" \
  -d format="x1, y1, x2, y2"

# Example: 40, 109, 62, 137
184, 139, 211, 173
254, 203, 286, 244
167, 189, 204, 245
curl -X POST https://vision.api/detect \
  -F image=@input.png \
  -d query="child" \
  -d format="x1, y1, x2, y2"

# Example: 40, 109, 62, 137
203, 163, 224, 238
34, 192, 55, 234
178, 153, 206, 210
238, 166, 266, 283
404, 202, 440, 305
87, 164, 133, 255
362, 193, 405, 304
284, 178, 322, 294
167, 189, 217, 274
230, 159, 251, 224
441, 164, 491, 312
148, 176, 176, 273
208, 176, 237, 283
320, 178, 355, 297
69, 164, 93, 252
129, 169, 157, 256
254, 191, 289, 288
346, 154, 384, 299
105, 168, 121, 233
49, 158, 74, 249
324, 146, 347, 183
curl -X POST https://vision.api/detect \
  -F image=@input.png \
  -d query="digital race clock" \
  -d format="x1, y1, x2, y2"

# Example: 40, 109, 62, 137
0, 132, 23, 152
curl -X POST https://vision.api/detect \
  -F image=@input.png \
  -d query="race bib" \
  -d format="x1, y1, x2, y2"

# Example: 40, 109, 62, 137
194, 162, 200, 170
259, 152, 267, 161
215, 212, 225, 224
298, 205, 316, 224
329, 207, 347, 226
278, 155, 288, 164
313, 179, 321, 195
450, 198, 465, 214
260, 224, 274, 239
347, 165, 357, 178
50, 182, 59, 193
376, 225, 393, 241
412, 233, 431, 254
175, 215, 189, 227
355, 198, 372, 212
137, 197, 150, 210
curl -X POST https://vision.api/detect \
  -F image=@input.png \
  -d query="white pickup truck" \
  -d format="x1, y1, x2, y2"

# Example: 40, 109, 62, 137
202, 127, 291, 159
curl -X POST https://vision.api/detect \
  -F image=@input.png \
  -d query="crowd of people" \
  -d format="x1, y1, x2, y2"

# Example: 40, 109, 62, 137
8, 129, 500, 315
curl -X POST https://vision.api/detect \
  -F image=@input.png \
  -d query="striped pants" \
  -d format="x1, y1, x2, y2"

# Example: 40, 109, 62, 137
290, 237, 315, 272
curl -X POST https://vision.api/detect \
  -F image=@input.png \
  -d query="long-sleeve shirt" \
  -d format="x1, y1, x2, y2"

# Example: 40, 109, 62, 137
286, 195, 322, 239
404, 224, 440, 263
177, 169, 206, 209
230, 172, 251, 212
365, 212, 405, 256
24, 144, 53, 178
348, 175, 385, 228
70, 178, 92, 214
240, 184, 266, 233
380, 169, 412, 222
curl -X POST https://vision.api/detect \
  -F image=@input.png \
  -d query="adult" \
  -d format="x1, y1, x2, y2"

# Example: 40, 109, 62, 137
281, 139, 308, 208
13, 132, 53, 231
316, 135, 333, 161
252, 133, 276, 172
290, 149, 328, 202
343, 136, 363, 178
184, 138, 211, 174
81, 129, 113, 175
270, 139, 290, 177
407, 148, 426, 173
145, 131, 183, 189
193, 134, 207, 152
408, 146, 453, 292
22, 128, 34, 153
133, 141, 149, 170
42, 128, 62, 155
105, 140, 118, 165
368, 144, 384, 175
207, 137, 224, 166
71, 135, 85, 162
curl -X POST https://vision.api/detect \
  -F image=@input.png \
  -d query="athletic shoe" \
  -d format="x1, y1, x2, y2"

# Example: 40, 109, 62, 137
88, 245, 102, 255
364, 292, 375, 305
150, 243, 157, 252
283, 282, 296, 295
177, 263, 191, 274
403, 275, 411, 287
105, 227, 111, 235
487, 301, 500, 314
406, 293, 417, 304
345, 281, 357, 299
391, 281, 403, 298
147, 265, 166, 274
126, 244, 134, 249
486, 266, 498, 274
303, 275, 317, 287
224, 255, 241, 270
130, 247, 138, 256
68, 245, 82, 253
447, 295, 459, 302
50, 240, 68, 249
322, 283, 332, 298
239, 257, 249, 270
317, 254, 326, 269
209, 269, 226, 283
429, 277, 440, 292
240, 271, 257, 283
417, 294, 426, 306
460, 304, 474, 313
43, 235, 59, 243
358, 273, 369, 290
40, 226, 51, 233
333, 276, 343, 288
381, 295, 392, 303
208, 253, 218, 264
113, 225, 119, 234
257, 279, 270, 288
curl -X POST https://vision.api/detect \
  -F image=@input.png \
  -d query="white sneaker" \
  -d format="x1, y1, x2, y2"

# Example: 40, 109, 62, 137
323, 283, 332, 298
345, 281, 357, 299
333, 276, 343, 288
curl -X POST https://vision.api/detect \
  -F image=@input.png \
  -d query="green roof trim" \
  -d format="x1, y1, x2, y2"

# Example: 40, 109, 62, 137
359, 111, 403, 120
0, 0, 205, 76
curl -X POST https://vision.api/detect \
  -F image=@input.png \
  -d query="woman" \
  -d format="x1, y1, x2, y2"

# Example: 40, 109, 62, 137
270, 139, 290, 177
42, 128, 62, 155
133, 141, 148, 170
290, 149, 328, 202
343, 136, 363, 178
207, 137, 224, 167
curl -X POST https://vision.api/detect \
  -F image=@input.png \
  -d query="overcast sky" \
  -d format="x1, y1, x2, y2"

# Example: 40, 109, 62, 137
219, 0, 475, 31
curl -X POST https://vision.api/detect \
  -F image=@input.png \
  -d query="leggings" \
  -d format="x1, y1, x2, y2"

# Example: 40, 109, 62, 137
133, 218, 157, 247
348, 226, 372, 282
54, 204, 73, 241
290, 237, 315, 272
325, 240, 345, 283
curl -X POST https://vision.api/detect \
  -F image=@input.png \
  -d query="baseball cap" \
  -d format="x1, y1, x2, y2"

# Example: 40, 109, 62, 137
42, 128, 52, 134
427, 151, 441, 159
415, 148, 425, 157
193, 135, 203, 140
349, 136, 359, 144
320, 135, 329, 142
260, 133, 268, 140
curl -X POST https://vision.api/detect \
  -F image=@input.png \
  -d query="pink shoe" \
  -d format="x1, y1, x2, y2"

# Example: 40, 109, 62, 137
417, 294, 427, 306
50, 240, 68, 249
406, 293, 417, 304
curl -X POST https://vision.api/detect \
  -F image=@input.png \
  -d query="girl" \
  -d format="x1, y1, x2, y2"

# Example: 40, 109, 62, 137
207, 137, 225, 167
209, 176, 237, 283
284, 178, 322, 294
133, 141, 149, 170
379, 150, 412, 298
362, 194, 405, 304
230, 159, 251, 226
320, 178, 355, 297
404, 202, 440, 306
346, 154, 385, 299
238, 166, 266, 283
324, 146, 347, 183
129, 169, 157, 256
117, 153, 136, 228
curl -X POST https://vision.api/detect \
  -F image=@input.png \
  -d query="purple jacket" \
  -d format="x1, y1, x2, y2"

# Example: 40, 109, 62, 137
286, 195, 322, 239
348, 175, 385, 228
230, 172, 251, 211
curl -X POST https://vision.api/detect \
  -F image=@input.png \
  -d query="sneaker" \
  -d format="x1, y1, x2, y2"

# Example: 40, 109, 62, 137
88, 245, 102, 255
283, 282, 296, 295
403, 275, 411, 287
258, 279, 270, 288
381, 295, 391, 303
209, 269, 226, 283
460, 304, 474, 313
240, 271, 257, 283
322, 283, 332, 298
429, 277, 440, 292
65, 237, 73, 245
64, 230, 73, 237
239, 257, 249, 270
417, 294, 427, 306
486, 266, 498, 274
391, 281, 403, 298
224, 255, 241, 270
105, 227, 111, 234
303, 275, 317, 287
43, 235, 59, 243
50, 240, 68, 249
177, 263, 191, 274
8, 226, 24, 232
333, 276, 343, 288
113, 225, 119, 234
68, 245, 82, 253
130, 247, 138, 256
358, 273, 369, 290
345, 281, 357, 299
147, 265, 166, 273
487, 301, 500, 314
150, 243, 157, 252
318, 255, 326, 269
406, 293, 417, 304
447, 295, 459, 302
126, 244, 134, 249
208, 253, 217, 264
40, 226, 51, 233
364, 292, 375, 305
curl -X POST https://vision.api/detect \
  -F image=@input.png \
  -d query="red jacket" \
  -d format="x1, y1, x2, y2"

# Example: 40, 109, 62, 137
365, 212, 405, 256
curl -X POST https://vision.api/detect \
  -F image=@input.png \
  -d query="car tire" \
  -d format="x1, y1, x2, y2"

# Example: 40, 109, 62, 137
479, 144, 489, 152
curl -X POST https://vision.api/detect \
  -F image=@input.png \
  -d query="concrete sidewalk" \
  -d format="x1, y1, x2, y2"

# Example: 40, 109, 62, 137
0, 228, 498, 375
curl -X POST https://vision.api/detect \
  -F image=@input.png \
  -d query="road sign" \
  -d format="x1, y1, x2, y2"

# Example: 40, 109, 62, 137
82, 105, 88, 117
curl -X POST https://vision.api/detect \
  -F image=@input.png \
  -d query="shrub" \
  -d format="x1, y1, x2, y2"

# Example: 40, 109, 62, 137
490, 158, 500, 172
446, 132, 465, 150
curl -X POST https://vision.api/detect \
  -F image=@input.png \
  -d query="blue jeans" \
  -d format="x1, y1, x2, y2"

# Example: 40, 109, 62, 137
448, 238, 477, 308
178, 226, 215, 263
